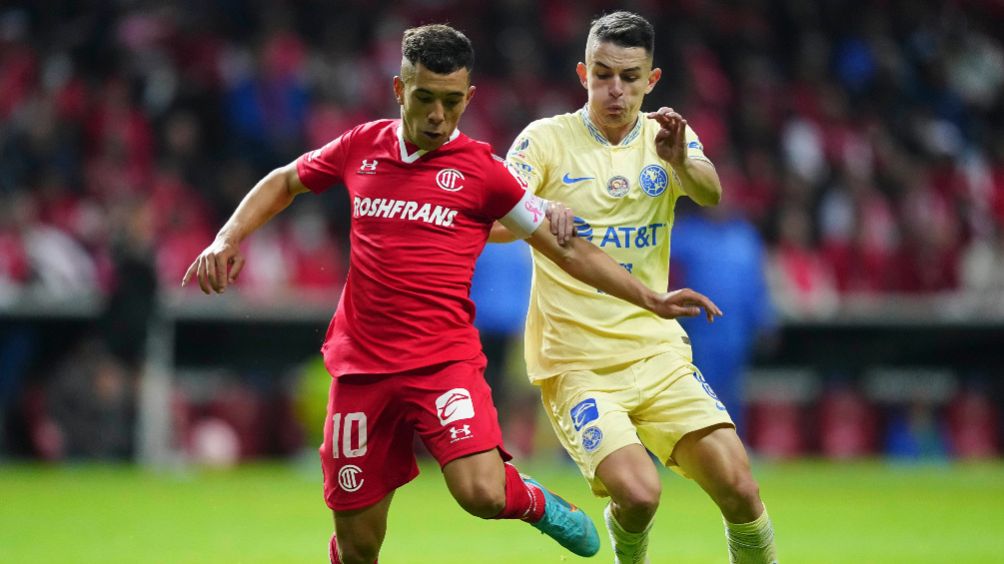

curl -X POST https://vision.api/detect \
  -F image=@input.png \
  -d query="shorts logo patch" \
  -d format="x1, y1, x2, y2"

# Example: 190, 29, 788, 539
338, 465, 364, 492
582, 426, 603, 452
571, 398, 599, 431
639, 164, 668, 197
436, 388, 476, 425
693, 372, 727, 411
607, 175, 630, 198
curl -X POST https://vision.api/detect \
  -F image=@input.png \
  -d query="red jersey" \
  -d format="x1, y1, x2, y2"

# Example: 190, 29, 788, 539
296, 119, 544, 377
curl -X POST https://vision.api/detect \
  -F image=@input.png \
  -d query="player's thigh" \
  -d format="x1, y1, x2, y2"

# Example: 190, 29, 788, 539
320, 375, 419, 512
594, 443, 662, 508
406, 354, 511, 467
631, 348, 734, 474
671, 424, 757, 502
332, 491, 395, 554
539, 369, 642, 497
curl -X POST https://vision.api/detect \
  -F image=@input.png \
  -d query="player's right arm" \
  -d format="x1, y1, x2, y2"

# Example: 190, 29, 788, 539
182, 163, 309, 294
489, 146, 721, 321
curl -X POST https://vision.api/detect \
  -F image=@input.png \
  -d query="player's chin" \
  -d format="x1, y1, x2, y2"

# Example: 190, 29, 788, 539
421, 131, 448, 148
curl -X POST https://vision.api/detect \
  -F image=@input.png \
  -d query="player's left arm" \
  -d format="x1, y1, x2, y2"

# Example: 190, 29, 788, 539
490, 201, 575, 244
648, 107, 722, 207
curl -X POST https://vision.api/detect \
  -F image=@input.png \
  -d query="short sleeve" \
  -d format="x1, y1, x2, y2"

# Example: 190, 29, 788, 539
684, 125, 714, 166
505, 123, 549, 193
296, 127, 355, 193
482, 153, 547, 238
483, 154, 532, 219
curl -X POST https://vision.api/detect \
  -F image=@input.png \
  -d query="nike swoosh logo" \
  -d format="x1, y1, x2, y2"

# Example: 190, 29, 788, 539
562, 173, 594, 184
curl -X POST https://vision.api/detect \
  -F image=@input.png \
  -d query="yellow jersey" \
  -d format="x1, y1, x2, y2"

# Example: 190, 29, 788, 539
506, 107, 713, 381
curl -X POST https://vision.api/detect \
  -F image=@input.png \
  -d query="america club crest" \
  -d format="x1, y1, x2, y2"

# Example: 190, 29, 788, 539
582, 426, 603, 452
639, 164, 668, 197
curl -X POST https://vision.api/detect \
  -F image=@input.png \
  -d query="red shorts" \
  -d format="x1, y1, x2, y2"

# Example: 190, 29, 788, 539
319, 354, 512, 511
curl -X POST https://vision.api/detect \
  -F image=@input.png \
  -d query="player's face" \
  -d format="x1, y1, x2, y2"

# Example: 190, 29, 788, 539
577, 41, 661, 131
394, 62, 476, 151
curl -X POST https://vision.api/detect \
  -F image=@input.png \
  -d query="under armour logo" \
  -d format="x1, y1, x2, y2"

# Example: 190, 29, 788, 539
449, 425, 472, 442
357, 159, 379, 174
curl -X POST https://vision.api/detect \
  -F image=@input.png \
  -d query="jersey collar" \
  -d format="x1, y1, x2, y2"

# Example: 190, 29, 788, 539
577, 105, 643, 147
397, 123, 461, 163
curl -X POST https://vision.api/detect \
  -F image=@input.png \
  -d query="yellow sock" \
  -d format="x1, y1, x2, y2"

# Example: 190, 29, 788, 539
724, 507, 778, 564
604, 503, 652, 564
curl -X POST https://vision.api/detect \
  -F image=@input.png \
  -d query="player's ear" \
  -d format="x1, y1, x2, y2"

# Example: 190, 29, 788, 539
576, 62, 588, 89
393, 76, 405, 106
645, 67, 662, 94
466, 84, 476, 103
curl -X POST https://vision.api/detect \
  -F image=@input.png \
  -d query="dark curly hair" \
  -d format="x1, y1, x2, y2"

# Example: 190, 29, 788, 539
402, 24, 474, 75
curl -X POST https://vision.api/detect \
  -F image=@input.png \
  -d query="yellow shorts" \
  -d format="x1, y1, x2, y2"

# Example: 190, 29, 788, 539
539, 343, 734, 496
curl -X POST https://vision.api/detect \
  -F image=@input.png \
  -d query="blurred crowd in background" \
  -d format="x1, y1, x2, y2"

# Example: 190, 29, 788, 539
1, 0, 1002, 463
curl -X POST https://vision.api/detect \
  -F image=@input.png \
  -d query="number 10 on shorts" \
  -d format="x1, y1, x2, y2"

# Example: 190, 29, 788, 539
331, 412, 368, 458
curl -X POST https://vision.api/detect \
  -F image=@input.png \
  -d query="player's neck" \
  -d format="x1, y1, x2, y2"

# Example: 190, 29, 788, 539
588, 109, 638, 146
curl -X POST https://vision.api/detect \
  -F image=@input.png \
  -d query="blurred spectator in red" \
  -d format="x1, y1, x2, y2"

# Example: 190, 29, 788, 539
818, 386, 878, 459
768, 204, 838, 318
819, 167, 898, 294
946, 387, 999, 459
889, 161, 962, 293
747, 400, 805, 459
85, 77, 155, 195
286, 209, 344, 292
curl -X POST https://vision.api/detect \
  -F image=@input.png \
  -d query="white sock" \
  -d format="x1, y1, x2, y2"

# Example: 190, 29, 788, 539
724, 507, 778, 564
604, 503, 652, 564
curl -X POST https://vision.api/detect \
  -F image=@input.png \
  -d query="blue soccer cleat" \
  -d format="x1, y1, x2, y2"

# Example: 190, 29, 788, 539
522, 476, 601, 557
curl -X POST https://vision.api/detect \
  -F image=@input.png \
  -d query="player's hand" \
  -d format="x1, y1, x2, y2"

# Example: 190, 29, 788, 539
647, 107, 687, 167
651, 288, 723, 322
181, 238, 246, 295
545, 201, 577, 246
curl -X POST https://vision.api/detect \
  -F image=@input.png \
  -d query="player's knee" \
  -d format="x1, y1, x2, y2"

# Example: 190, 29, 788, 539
452, 477, 506, 518
716, 475, 761, 522
612, 479, 661, 519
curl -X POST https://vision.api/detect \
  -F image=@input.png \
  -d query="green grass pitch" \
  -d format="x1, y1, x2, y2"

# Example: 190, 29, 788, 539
2, 459, 1002, 563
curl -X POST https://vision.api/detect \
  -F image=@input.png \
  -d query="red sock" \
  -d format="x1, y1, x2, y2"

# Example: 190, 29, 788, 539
492, 462, 546, 522
329, 533, 340, 564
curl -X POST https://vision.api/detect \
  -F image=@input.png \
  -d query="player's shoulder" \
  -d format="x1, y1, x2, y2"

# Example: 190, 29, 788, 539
350, 118, 398, 139
463, 136, 503, 163
519, 112, 580, 139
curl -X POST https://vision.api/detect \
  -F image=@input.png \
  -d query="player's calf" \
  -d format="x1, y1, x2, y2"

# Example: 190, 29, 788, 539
329, 533, 378, 564
605, 503, 652, 564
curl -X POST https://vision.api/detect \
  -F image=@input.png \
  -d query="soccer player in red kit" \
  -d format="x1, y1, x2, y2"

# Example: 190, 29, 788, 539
183, 24, 720, 564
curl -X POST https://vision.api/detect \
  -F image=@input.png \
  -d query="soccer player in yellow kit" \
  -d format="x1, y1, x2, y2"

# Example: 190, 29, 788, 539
496, 11, 778, 564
